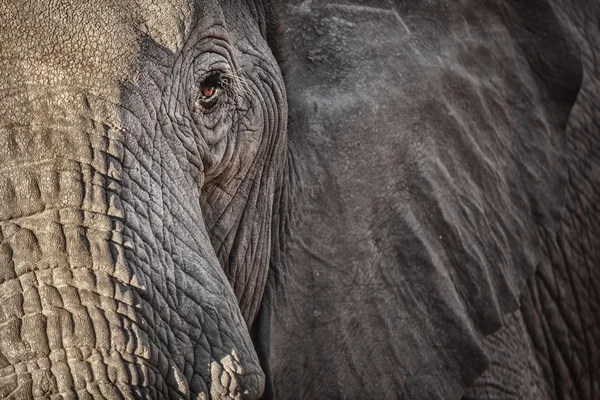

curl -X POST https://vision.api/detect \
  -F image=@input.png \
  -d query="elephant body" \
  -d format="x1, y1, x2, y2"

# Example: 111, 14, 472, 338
0, 0, 598, 399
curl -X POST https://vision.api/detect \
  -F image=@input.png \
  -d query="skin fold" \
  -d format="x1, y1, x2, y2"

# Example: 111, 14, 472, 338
0, 0, 598, 399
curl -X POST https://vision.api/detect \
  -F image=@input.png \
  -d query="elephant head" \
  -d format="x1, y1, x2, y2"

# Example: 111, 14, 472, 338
1, 0, 598, 399
0, 0, 284, 398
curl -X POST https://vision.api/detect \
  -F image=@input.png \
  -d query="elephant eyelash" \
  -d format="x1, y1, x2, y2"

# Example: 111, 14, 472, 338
218, 71, 251, 97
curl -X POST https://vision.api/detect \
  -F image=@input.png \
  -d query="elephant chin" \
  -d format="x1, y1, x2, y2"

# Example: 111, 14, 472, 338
0, 86, 264, 399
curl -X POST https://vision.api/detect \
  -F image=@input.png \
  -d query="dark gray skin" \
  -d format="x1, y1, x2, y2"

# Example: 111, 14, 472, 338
0, 0, 599, 400
256, 0, 600, 399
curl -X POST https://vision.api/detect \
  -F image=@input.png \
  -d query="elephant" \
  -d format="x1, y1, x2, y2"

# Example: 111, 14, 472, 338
0, 0, 598, 399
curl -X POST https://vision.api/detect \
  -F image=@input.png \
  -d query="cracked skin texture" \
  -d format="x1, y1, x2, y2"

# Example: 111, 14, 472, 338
0, 0, 285, 398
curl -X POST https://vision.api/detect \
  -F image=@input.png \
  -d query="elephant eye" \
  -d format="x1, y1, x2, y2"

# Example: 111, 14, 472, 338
197, 73, 228, 110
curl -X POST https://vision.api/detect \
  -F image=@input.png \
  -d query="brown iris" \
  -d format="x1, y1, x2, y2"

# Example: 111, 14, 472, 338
201, 85, 216, 99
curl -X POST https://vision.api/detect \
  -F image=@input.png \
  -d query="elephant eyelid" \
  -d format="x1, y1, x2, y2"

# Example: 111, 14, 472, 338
200, 72, 224, 89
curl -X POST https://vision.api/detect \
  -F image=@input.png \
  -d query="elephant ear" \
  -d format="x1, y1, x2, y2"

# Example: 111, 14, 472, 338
259, 0, 582, 398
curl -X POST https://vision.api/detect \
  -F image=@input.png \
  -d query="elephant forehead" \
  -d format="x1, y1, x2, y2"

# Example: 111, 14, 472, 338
135, 0, 196, 50
0, 0, 200, 93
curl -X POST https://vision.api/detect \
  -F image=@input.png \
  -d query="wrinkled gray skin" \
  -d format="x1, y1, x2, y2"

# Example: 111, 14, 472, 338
0, 0, 285, 398
257, 0, 600, 399
0, 0, 599, 400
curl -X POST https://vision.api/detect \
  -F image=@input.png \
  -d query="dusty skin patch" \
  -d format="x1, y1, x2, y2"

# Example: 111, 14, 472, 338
209, 350, 249, 400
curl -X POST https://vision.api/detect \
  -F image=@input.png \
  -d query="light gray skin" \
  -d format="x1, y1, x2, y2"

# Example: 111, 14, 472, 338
1, 0, 599, 400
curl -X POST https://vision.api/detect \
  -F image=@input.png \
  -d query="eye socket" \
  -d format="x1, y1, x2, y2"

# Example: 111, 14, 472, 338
197, 73, 228, 110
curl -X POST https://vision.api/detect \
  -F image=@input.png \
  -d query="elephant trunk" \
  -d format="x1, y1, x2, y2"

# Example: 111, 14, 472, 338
0, 87, 264, 398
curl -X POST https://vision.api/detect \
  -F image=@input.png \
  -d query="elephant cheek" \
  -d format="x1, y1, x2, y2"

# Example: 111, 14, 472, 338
202, 76, 287, 329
